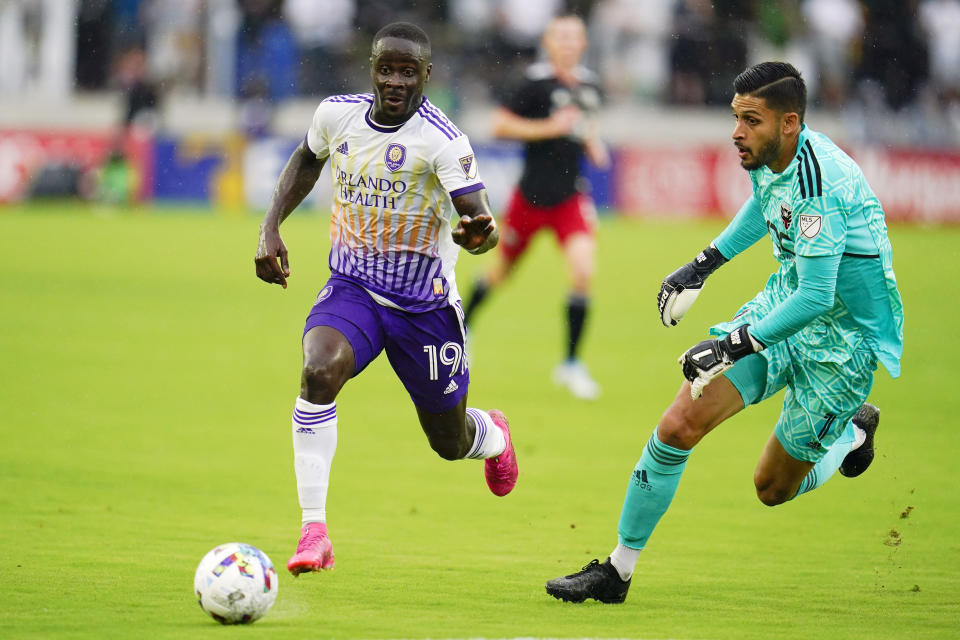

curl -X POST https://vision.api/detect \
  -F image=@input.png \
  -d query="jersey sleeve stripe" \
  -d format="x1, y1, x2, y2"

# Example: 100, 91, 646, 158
425, 102, 462, 136
799, 150, 811, 199
417, 105, 457, 140
326, 97, 372, 104
797, 164, 807, 199
322, 93, 374, 105
420, 100, 463, 138
803, 140, 823, 197
799, 149, 818, 200
450, 183, 484, 199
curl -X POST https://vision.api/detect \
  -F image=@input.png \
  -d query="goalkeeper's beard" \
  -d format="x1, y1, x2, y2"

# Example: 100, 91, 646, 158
741, 136, 781, 171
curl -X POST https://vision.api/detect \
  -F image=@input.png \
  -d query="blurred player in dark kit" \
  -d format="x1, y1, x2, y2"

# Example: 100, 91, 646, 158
462, 14, 610, 400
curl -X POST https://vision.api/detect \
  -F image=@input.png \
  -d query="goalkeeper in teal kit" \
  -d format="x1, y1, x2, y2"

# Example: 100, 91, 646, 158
545, 62, 904, 604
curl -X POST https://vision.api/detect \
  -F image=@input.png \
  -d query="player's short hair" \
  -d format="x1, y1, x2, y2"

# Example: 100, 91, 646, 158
734, 62, 806, 123
549, 12, 586, 25
372, 22, 431, 58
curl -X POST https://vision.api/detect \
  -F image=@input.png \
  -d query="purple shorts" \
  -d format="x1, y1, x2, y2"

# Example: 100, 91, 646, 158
303, 276, 470, 413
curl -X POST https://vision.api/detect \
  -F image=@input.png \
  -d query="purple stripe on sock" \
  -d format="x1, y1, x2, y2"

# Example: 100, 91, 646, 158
293, 408, 337, 427
294, 407, 337, 421
294, 416, 335, 425
294, 416, 333, 425
295, 406, 336, 416
474, 421, 487, 459
465, 409, 487, 459
465, 409, 479, 457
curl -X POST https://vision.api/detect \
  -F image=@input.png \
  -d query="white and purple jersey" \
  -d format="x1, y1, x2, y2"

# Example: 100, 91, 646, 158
305, 93, 484, 312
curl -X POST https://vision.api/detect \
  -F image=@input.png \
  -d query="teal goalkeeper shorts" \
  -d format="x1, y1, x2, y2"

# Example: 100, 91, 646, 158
711, 307, 878, 464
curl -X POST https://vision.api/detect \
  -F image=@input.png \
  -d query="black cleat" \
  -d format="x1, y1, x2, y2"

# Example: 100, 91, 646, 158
545, 558, 631, 604
839, 403, 880, 478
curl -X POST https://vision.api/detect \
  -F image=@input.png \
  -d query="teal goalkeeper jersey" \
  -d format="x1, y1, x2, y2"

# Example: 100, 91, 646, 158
714, 125, 904, 377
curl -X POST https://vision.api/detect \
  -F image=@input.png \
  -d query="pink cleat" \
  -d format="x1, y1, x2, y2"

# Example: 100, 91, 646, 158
287, 522, 335, 576
484, 410, 518, 497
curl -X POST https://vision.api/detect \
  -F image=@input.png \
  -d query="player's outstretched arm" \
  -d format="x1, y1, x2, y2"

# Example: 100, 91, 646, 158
491, 106, 581, 142
584, 135, 611, 170
451, 189, 499, 255
255, 142, 325, 288
680, 324, 764, 400
657, 244, 728, 327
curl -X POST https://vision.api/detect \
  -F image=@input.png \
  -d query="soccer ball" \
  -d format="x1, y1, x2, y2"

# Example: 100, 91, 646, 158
193, 542, 278, 625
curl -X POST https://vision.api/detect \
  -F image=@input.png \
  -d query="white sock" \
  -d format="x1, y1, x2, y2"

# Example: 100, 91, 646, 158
851, 424, 867, 450
292, 397, 337, 526
463, 408, 506, 459
609, 543, 642, 581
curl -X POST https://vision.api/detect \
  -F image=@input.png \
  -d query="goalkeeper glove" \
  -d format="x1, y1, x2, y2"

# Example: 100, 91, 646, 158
680, 324, 765, 400
657, 244, 728, 327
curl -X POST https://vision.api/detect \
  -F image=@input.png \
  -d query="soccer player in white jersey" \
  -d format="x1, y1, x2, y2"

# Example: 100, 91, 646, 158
254, 22, 518, 576
545, 62, 903, 603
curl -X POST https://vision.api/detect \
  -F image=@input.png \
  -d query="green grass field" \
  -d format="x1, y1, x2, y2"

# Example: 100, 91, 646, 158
2, 202, 957, 639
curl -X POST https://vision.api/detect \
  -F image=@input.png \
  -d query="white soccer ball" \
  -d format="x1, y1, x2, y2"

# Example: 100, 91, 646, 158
193, 542, 278, 625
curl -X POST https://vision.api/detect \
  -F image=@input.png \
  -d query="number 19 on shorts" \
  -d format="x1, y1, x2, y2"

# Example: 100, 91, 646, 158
423, 342, 465, 380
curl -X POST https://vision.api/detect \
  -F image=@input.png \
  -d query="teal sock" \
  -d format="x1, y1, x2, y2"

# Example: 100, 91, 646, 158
794, 421, 856, 498
617, 427, 691, 549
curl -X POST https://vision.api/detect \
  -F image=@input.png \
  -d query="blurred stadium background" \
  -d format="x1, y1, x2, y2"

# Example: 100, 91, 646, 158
1, 0, 958, 221
4, 4, 960, 637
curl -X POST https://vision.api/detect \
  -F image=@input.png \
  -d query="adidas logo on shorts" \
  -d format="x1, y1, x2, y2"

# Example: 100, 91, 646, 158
443, 380, 459, 395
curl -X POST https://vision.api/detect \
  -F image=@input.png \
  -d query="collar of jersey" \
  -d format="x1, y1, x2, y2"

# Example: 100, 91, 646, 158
793, 123, 810, 157
364, 99, 425, 133
785, 124, 811, 173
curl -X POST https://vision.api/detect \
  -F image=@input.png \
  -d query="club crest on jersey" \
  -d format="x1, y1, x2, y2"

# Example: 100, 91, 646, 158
459, 154, 477, 179
780, 202, 793, 229
384, 143, 406, 172
799, 214, 822, 238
